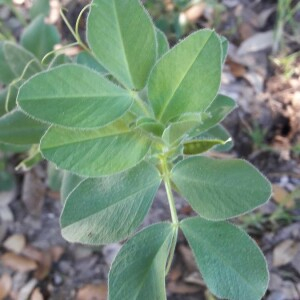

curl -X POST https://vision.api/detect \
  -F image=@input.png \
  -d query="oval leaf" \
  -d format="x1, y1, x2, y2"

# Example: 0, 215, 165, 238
60, 171, 84, 204
61, 161, 161, 245
20, 15, 60, 60
181, 217, 269, 300
40, 122, 151, 177
183, 139, 225, 155
0, 110, 47, 145
87, 0, 157, 90
156, 28, 169, 59
148, 29, 222, 123
0, 42, 15, 84
109, 223, 175, 300
18, 65, 133, 129
171, 156, 271, 220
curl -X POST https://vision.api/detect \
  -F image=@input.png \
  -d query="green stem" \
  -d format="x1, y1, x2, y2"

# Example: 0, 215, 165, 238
161, 157, 178, 224
165, 227, 178, 274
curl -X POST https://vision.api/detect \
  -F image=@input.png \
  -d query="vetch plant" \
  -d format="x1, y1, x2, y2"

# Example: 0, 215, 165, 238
17, 0, 272, 299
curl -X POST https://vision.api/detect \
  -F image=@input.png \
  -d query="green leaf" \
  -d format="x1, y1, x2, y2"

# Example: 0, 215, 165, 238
61, 161, 161, 245
0, 89, 8, 117
48, 54, 72, 68
148, 29, 222, 123
183, 138, 226, 155
3, 42, 41, 78
0, 42, 15, 84
18, 65, 133, 129
87, 0, 157, 90
136, 117, 165, 137
181, 217, 269, 300
189, 94, 236, 137
20, 15, 60, 60
0, 109, 48, 145
60, 171, 84, 204
109, 223, 175, 300
47, 163, 63, 191
16, 148, 43, 171
30, 0, 50, 19
203, 125, 233, 152
40, 121, 152, 177
171, 156, 271, 220
75, 51, 107, 74
156, 28, 169, 59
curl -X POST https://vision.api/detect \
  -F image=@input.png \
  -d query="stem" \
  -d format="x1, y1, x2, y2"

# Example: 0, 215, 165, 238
165, 227, 178, 274
161, 157, 178, 224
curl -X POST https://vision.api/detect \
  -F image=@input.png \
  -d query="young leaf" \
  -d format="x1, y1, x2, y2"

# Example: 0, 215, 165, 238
156, 28, 169, 59
3, 42, 41, 78
0, 42, 15, 84
203, 125, 233, 152
40, 122, 151, 177
60, 171, 84, 204
181, 217, 269, 300
148, 29, 222, 123
171, 156, 271, 220
109, 223, 175, 300
183, 138, 226, 155
61, 161, 161, 245
87, 0, 157, 90
18, 65, 133, 129
0, 110, 48, 145
20, 15, 60, 60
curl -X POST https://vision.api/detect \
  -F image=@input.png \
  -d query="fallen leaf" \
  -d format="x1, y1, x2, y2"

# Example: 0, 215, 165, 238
34, 252, 52, 280
1, 253, 38, 272
227, 60, 247, 77
272, 185, 295, 208
3, 234, 26, 254
237, 31, 274, 56
76, 283, 107, 300
18, 279, 37, 300
273, 240, 300, 267
31, 288, 44, 300
0, 274, 12, 300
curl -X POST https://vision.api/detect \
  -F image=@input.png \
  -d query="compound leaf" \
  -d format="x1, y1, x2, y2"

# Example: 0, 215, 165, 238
181, 217, 269, 300
18, 65, 133, 129
171, 156, 271, 220
61, 161, 161, 245
87, 0, 157, 90
148, 29, 222, 123
109, 223, 174, 300
60, 171, 84, 204
40, 121, 151, 177
156, 28, 169, 59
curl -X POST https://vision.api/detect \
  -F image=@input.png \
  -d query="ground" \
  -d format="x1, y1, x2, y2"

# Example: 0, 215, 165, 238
0, 0, 300, 299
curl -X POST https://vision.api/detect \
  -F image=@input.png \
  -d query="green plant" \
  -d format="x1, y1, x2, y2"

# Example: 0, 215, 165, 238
16, 0, 271, 299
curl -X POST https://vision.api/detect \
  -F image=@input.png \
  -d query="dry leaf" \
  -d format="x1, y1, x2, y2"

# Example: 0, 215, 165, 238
237, 31, 274, 56
228, 60, 247, 77
76, 283, 107, 300
272, 185, 294, 208
31, 288, 44, 300
273, 240, 300, 267
1, 253, 38, 272
18, 279, 37, 300
3, 234, 26, 254
0, 274, 12, 300
183, 3, 205, 22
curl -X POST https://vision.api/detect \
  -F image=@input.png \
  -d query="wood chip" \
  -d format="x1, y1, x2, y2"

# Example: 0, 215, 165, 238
3, 234, 26, 254
273, 240, 300, 267
76, 283, 107, 300
1, 253, 38, 272
0, 274, 12, 300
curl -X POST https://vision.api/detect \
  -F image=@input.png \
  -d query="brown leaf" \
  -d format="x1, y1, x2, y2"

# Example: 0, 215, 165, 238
1, 253, 38, 272
227, 60, 247, 78
272, 185, 295, 208
3, 234, 26, 254
30, 288, 44, 300
273, 240, 300, 267
0, 274, 12, 300
76, 283, 107, 300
